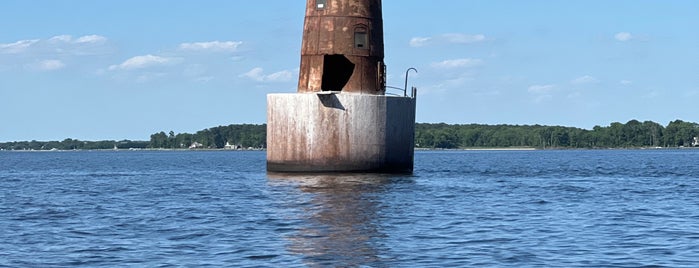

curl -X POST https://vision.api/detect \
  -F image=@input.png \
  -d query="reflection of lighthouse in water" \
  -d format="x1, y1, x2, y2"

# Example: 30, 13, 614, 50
271, 175, 391, 266
267, 0, 417, 173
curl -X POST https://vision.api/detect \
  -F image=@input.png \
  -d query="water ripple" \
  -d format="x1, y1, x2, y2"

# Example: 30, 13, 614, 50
2, 150, 699, 266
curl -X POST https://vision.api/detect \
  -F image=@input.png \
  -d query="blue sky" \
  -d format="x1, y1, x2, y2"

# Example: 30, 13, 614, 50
1, 1, 697, 141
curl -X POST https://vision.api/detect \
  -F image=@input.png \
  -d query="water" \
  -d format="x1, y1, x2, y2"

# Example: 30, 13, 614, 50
2, 150, 699, 267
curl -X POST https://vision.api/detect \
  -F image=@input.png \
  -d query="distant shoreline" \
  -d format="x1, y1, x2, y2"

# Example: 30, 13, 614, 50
417, 147, 537, 151
5, 120, 699, 151
0, 148, 265, 152
4, 146, 698, 152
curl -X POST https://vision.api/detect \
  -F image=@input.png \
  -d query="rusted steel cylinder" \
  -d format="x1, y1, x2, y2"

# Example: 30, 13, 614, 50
297, 0, 385, 94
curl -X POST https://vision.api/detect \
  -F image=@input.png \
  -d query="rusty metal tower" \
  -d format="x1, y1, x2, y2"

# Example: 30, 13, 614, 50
298, 0, 385, 94
266, 0, 416, 173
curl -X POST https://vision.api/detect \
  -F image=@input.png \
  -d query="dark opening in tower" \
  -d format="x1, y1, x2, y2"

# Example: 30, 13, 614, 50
321, 54, 355, 92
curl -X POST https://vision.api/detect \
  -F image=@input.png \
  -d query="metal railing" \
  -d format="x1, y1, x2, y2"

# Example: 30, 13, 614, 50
404, 68, 417, 96
385, 86, 405, 96
385, 67, 418, 98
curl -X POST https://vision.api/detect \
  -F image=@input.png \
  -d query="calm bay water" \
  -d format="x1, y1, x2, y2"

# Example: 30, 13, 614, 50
1, 150, 699, 267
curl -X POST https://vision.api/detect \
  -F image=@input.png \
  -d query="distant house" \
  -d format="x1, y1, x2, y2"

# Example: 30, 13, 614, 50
189, 142, 204, 149
693, 137, 699, 147
224, 142, 240, 150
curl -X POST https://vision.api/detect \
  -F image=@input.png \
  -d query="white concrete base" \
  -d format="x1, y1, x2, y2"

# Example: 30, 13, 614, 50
267, 93, 416, 173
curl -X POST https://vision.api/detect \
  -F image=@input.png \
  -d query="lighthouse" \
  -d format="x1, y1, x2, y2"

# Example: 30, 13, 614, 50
267, 0, 416, 173
297, 0, 385, 94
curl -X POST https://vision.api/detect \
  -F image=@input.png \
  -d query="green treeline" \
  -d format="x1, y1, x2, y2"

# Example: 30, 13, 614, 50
0, 139, 148, 151
148, 124, 266, 149
416, 119, 699, 149
3, 120, 698, 151
152, 119, 698, 150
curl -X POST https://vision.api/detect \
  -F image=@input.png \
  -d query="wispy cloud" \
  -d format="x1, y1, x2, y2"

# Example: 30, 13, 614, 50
620, 80, 633, 85
103, 40, 244, 81
48, 34, 107, 44
0, 39, 40, 54
614, 32, 633, 42
416, 71, 478, 95
179, 41, 243, 52
528, 84, 557, 103
431, 58, 483, 69
242, 68, 265, 81
266, 70, 293, 82
528, 84, 556, 94
24, 59, 66, 71
409, 37, 432, 47
1, 34, 110, 56
37, 60, 65, 71
48, 35, 72, 43
49, 35, 111, 55
74, 35, 107, 44
108, 55, 177, 70
442, 33, 486, 44
241, 67, 294, 83
409, 33, 486, 47
571, 75, 599, 84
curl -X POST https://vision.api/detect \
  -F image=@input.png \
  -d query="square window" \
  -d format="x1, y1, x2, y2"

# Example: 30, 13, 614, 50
316, 0, 326, 9
355, 32, 368, 49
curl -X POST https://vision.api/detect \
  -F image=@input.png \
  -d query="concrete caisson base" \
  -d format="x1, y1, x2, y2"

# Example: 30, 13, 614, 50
267, 93, 416, 173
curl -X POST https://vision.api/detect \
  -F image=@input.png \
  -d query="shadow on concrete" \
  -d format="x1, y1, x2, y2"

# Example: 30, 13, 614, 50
317, 93, 346, 110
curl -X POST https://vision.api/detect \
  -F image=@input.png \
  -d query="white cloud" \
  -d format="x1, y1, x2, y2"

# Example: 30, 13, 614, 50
24, 59, 66, 71
48, 35, 73, 43
431, 58, 483, 69
615, 32, 633, 42
1, 35, 110, 57
179, 41, 243, 52
415, 71, 476, 95
409, 33, 486, 47
442, 33, 486, 44
528, 84, 556, 94
620, 80, 633, 85
46, 34, 107, 44
75, 35, 107, 44
241, 67, 294, 82
242, 68, 264, 81
571, 75, 599, 84
527, 84, 563, 102
37, 60, 65, 71
109, 54, 176, 70
0, 39, 39, 54
50, 35, 111, 56
409, 37, 431, 47
266, 70, 293, 82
